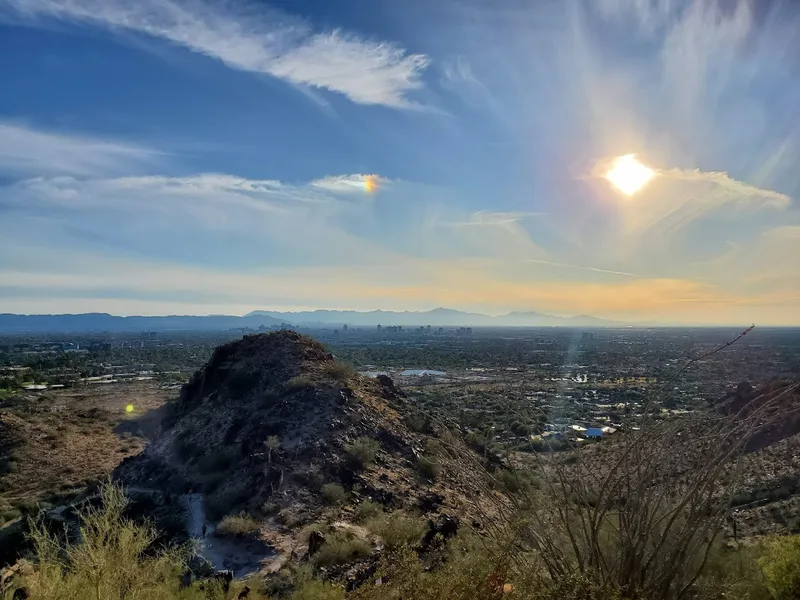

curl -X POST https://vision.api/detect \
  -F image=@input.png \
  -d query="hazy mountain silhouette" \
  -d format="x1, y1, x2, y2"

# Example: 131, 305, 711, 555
247, 308, 621, 327
0, 313, 285, 333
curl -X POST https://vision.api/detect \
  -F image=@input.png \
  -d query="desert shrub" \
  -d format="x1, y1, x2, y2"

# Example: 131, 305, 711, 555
0, 506, 22, 525
759, 535, 800, 599
345, 437, 380, 469
321, 483, 346, 505
404, 411, 431, 433
21, 482, 227, 600
355, 499, 382, 521
416, 456, 441, 480
366, 513, 426, 550
311, 532, 371, 567
262, 501, 279, 515
323, 361, 355, 381
291, 580, 346, 600
216, 512, 261, 537
286, 375, 314, 390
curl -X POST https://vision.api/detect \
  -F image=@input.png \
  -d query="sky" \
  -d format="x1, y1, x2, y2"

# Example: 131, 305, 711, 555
0, 0, 798, 325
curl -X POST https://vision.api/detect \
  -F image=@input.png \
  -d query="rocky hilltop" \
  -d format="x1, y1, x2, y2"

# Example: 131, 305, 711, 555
115, 331, 476, 578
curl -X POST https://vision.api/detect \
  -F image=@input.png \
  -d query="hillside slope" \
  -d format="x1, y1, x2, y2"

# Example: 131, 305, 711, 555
115, 331, 480, 576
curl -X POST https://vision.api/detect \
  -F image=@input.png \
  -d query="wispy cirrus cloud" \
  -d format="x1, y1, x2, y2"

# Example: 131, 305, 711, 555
310, 174, 383, 195
0, 122, 159, 177
2, 0, 430, 107
448, 211, 544, 227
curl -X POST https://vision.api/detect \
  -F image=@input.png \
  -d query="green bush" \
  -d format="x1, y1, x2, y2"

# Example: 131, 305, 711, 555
323, 361, 356, 381
216, 512, 261, 537
355, 499, 382, 521
322, 483, 347, 505
759, 535, 800, 599
416, 456, 441, 480
286, 374, 314, 389
366, 513, 426, 550
20, 482, 231, 600
311, 532, 371, 567
346, 437, 380, 469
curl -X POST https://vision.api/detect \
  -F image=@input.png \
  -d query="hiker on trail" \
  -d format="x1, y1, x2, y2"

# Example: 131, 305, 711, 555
202, 523, 207, 538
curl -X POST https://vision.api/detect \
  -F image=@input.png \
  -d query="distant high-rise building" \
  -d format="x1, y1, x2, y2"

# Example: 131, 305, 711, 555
343, 324, 348, 331
377, 324, 382, 331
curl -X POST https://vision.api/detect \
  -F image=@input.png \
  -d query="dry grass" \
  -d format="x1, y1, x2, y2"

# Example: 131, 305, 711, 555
321, 483, 346, 505
345, 437, 380, 469
286, 375, 314, 390
216, 512, 262, 537
311, 532, 372, 567
365, 513, 426, 550
0, 382, 168, 507
322, 361, 356, 382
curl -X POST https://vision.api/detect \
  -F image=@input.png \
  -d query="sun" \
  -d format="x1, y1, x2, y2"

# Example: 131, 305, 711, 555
605, 155, 655, 196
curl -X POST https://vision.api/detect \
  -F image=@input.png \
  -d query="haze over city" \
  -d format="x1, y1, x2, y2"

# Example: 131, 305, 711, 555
1, 0, 798, 325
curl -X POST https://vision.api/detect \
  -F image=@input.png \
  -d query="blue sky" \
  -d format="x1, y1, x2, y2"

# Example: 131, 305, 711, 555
0, 0, 798, 324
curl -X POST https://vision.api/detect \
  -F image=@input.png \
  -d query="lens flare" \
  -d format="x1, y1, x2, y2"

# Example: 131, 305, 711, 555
605, 155, 655, 196
364, 175, 379, 194
125, 404, 135, 414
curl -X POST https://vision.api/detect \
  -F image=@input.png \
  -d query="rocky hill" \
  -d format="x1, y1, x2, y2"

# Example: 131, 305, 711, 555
114, 331, 479, 579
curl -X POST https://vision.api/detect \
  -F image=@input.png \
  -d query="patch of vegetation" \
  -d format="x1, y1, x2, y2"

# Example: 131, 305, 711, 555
759, 534, 800, 599
311, 532, 371, 567
322, 482, 347, 505
291, 580, 346, 600
345, 437, 380, 469
366, 513, 426, 550
323, 361, 356, 381
216, 511, 262, 537
416, 456, 441, 480
286, 375, 314, 390
17, 482, 241, 599
355, 499, 382, 521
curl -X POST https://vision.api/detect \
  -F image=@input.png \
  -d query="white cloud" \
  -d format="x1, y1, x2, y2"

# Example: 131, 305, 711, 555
3, 172, 355, 233
663, 168, 791, 207
0, 122, 158, 177
310, 174, 380, 194
449, 211, 543, 227
3, 0, 430, 108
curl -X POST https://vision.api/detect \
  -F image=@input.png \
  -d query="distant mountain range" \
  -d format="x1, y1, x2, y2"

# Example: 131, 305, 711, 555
247, 307, 621, 328
0, 308, 623, 333
0, 313, 286, 333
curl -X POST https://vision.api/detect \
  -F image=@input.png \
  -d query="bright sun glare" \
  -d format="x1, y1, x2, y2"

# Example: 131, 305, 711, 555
364, 175, 378, 194
605, 155, 655, 196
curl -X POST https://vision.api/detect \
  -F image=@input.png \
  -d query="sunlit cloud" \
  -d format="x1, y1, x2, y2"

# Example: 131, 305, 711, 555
310, 174, 383, 195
